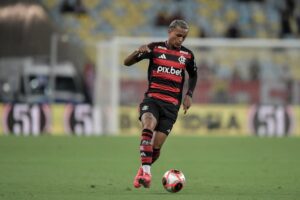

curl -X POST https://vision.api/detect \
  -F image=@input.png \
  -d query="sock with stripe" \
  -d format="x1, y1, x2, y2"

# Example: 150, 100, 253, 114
151, 148, 161, 164
140, 129, 153, 174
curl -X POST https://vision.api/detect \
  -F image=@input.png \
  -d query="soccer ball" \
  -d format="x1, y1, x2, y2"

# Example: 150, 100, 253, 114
162, 169, 186, 193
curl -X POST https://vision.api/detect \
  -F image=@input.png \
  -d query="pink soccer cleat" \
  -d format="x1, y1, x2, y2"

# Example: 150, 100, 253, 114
133, 167, 143, 188
138, 172, 152, 188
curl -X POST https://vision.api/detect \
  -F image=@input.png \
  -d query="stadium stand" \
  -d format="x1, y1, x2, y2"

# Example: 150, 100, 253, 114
1, 0, 300, 105
39, 0, 299, 42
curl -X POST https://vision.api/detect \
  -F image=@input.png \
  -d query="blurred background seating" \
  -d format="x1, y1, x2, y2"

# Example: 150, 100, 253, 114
1, 0, 300, 105
39, 0, 299, 44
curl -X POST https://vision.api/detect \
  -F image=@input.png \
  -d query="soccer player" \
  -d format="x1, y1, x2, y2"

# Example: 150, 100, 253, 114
123, 19, 198, 189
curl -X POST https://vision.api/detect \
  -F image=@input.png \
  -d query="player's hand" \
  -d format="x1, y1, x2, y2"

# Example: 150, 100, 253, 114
124, 44, 150, 66
183, 95, 192, 115
138, 45, 151, 53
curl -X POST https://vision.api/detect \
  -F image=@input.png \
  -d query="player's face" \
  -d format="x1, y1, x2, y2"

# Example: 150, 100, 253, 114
168, 27, 189, 49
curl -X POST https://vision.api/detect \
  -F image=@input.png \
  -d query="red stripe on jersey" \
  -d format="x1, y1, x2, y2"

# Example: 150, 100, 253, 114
154, 48, 192, 59
152, 70, 182, 83
150, 82, 180, 93
148, 93, 179, 105
153, 58, 185, 69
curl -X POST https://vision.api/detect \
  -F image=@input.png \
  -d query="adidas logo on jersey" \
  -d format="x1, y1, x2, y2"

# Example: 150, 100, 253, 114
158, 54, 167, 59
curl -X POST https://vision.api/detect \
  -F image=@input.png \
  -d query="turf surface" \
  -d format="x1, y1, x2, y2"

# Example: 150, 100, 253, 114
0, 136, 299, 200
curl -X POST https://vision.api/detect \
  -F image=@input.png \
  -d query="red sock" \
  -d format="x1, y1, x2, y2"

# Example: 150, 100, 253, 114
140, 129, 153, 165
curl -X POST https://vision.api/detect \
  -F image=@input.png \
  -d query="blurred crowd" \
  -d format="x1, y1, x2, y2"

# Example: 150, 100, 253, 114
49, 0, 300, 41
0, 0, 300, 105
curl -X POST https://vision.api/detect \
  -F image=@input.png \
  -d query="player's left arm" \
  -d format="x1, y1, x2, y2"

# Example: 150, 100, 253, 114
183, 53, 198, 114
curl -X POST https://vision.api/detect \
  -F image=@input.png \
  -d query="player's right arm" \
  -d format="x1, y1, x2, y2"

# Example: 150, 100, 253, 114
123, 44, 151, 66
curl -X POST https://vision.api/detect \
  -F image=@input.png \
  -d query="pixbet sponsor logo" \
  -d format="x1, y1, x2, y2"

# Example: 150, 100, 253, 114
157, 66, 182, 76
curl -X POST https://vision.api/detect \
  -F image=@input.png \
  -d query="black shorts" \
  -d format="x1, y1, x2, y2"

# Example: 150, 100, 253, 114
139, 97, 179, 135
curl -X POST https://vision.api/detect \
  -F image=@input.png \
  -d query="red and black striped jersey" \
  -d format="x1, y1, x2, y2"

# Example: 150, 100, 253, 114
136, 41, 197, 106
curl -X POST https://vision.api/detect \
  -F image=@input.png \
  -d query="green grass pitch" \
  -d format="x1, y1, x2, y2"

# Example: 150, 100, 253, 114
0, 135, 299, 200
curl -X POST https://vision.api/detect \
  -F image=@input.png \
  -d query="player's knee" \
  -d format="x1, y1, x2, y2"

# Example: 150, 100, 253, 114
142, 113, 155, 121
142, 113, 157, 130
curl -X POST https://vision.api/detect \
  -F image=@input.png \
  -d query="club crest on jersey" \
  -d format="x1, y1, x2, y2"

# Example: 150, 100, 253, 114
178, 56, 186, 64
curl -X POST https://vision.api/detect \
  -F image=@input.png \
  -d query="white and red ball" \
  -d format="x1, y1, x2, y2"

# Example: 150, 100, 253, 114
162, 169, 186, 193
